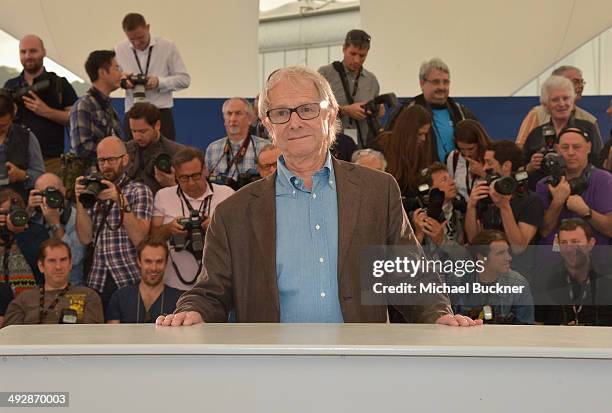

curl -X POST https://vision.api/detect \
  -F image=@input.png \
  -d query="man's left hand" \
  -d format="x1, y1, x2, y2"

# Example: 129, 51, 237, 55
490, 186, 511, 209
22, 91, 51, 117
436, 314, 483, 327
154, 166, 175, 188
6, 162, 27, 183
97, 180, 121, 203
146, 76, 159, 90
566, 195, 589, 216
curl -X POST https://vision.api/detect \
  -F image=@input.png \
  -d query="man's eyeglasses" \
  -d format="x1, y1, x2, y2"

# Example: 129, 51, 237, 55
258, 161, 277, 170
570, 79, 586, 86
266, 102, 327, 124
96, 154, 126, 166
177, 172, 203, 183
425, 79, 450, 86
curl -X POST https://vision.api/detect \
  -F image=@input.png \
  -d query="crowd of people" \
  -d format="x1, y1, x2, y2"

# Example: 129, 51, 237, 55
0, 17, 610, 328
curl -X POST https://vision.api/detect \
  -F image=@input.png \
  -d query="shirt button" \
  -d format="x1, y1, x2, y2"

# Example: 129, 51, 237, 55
319, 257, 325, 263
320, 292, 326, 298
315, 224, 320, 230
292, 190, 296, 195
312, 193, 317, 199
329, 180, 333, 185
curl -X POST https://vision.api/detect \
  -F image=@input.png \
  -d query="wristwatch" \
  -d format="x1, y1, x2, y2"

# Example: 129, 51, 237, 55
50, 223, 63, 232
582, 208, 592, 220
122, 203, 133, 213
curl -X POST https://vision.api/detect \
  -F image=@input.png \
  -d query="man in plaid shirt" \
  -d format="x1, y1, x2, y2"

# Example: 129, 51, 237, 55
75, 137, 152, 310
205, 98, 268, 188
69, 50, 123, 167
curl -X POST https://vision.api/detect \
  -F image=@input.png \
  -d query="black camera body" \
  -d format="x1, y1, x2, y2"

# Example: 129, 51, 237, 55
208, 172, 260, 191
172, 210, 205, 253
0, 200, 29, 242
37, 187, 64, 209
544, 155, 589, 196
363, 93, 399, 146
120, 74, 148, 103
78, 172, 108, 209
403, 183, 445, 223
4, 80, 51, 101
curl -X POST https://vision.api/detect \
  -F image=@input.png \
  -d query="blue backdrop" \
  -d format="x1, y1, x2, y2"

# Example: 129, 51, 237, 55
111, 95, 611, 151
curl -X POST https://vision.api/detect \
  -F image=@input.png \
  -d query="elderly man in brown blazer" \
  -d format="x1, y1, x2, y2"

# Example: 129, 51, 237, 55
157, 66, 480, 327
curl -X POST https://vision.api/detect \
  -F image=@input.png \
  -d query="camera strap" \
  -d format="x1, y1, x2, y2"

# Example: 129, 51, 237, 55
1, 238, 13, 283
332, 61, 365, 148
169, 252, 201, 286
223, 136, 253, 176
132, 45, 154, 76
177, 187, 212, 218
38, 284, 70, 324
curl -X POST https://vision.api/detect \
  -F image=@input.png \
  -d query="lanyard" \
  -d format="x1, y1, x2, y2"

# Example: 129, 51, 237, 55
39, 284, 70, 323
177, 187, 212, 218
224, 136, 253, 176
568, 275, 590, 324
132, 45, 154, 76
351, 68, 361, 98
1, 238, 13, 283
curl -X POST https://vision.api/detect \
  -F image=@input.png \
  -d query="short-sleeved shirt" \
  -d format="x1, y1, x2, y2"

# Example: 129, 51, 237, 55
479, 192, 544, 235
2, 285, 103, 327
87, 176, 153, 293
4, 68, 78, 158
536, 167, 612, 245
106, 284, 184, 323
153, 183, 235, 290
318, 62, 380, 147
205, 135, 269, 179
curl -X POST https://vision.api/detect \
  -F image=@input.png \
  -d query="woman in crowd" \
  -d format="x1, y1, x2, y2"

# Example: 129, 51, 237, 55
382, 104, 433, 200
523, 75, 602, 189
446, 119, 491, 201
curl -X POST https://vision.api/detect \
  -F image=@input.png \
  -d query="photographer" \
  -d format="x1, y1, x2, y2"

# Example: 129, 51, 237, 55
0, 188, 37, 295
2, 239, 103, 327
205, 98, 268, 190
115, 13, 190, 141
411, 163, 468, 259
125, 102, 184, 194
465, 140, 544, 255
537, 128, 612, 245
75, 137, 153, 310
152, 147, 234, 291
523, 76, 601, 190
4, 35, 78, 173
256, 144, 281, 178
27, 173, 86, 285
0, 92, 45, 201
319, 30, 382, 148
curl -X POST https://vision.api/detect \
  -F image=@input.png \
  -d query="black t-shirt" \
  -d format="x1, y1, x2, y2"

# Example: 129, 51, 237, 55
4, 69, 78, 158
106, 284, 184, 323
479, 191, 544, 235
0, 282, 14, 316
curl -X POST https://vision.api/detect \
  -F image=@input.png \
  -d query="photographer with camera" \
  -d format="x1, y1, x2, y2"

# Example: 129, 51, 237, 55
125, 102, 184, 194
205, 98, 268, 190
537, 128, 612, 246
256, 144, 281, 178
465, 141, 544, 255
523, 76, 602, 190
411, 163, 467, 258
2, 239, 103, 327
69, 50, 123, 168
152, 147, 234, 291
0, 92, 45, 202
115, 13, 190, 141
387, 58, 477, 162
319, 30, 382, 148
0, 189, 37, 295
75, 137, 153, 311
27, 173, 85, 286
4, 35, 78, 174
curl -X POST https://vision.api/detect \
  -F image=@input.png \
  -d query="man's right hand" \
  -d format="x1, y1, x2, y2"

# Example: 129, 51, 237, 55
166, 218, 188, 236
341, 102, 367, 121
156, 311, 204, 326
548, 177, 571, 204
526, 152, 544, 173
467, 181, 489, 209
74, 176, 86, 205
27, 189, 43, 212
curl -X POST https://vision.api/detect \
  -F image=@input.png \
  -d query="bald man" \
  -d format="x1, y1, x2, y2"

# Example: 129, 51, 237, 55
4, 35, 78, 173
27, 172, 86, 285
75, 136, 153, 309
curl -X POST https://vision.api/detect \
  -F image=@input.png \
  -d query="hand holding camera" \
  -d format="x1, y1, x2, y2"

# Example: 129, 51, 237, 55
467, 181, 490, 209
547, 176, 571, 205
342, 101, 367, 120
28, 187, 64, 225
6, 162, 27, 183
145, 75, 159, 90
0, 202, 29, 235
166, 217, 188, 236
412, 208, 446, 246
75, 172, 109, 208
526, 152, 544, 174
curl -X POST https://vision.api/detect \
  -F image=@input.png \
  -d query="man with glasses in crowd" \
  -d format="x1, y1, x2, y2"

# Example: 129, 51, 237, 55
256, 144, 281, 178
75, 136, 153, 310
387, 57, 477, 162
152, 147, 234, 291
157, 66, 480, 327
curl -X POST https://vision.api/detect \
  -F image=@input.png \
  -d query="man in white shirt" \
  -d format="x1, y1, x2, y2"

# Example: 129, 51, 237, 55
152, 147, 234, 290
115, 13, 190, 141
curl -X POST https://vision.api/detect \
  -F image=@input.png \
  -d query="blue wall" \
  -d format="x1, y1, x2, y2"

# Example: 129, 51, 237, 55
112, 95, 611, 150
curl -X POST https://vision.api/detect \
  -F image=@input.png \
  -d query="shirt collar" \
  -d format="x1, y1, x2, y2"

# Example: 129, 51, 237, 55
342, 62, 365, 78
18, 67, 49, 83
128, 35, 157, 50
276, 151, 335, 196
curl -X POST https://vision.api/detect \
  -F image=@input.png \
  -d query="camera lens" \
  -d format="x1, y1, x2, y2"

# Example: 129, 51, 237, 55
492, 176, 517, 196
154, 154, 172, 174
9, 207, 28, 227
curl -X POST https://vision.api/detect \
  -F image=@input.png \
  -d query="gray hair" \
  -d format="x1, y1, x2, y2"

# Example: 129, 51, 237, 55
258, 65, 339, 149
257, 143, 277, 161
419, 57, 450, 82
222, 97, 254, 117
540, 75, 575, 105
552, 65, 582, 77
351, 148, 387, 171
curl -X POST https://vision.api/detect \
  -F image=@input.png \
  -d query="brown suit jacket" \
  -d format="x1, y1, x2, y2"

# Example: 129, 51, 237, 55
175, 157, 451, 322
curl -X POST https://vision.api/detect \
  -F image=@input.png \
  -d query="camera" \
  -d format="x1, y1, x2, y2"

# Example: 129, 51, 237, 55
363, 93, 399, 146
208, 172, 260, 191
36, 187, 64, 209
543, 155, 588, 195
538, 125, 557, 156
78, 171, 108, 209
121, 74, 148, 103
172, 210, 205, 253
484, 171, 517, 196
154, 153, 172, 174
3, 80, 51, 101
403, 183, 445, 223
